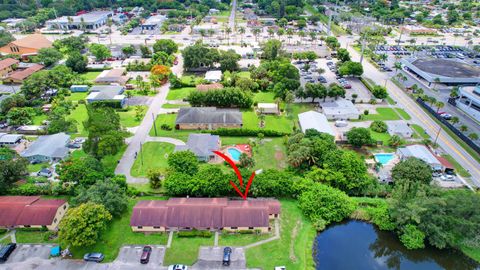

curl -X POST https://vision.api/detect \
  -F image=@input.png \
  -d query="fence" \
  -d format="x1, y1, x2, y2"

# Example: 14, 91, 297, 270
416, 97, 480, 155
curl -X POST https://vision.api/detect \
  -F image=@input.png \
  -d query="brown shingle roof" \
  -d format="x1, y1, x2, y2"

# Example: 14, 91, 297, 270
130, 198, 281, 229
6, 64, 44, 81
0, 58, 19, 70
0, 196, 66, 227
10, 34, 52, 50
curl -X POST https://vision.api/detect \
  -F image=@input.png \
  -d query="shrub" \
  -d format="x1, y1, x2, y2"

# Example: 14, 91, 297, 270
238, 230, 255, 234
363, 110, 369, 115
312, 217, 327, 231
370, 120, 388, 133
43, 231, 57, 241
206, 128, 289, 137
400, 224, 425, 249
161, 124, 172, 131
187, 87, 253, 108
78, 99, 86, 104
178, 229, 212, 238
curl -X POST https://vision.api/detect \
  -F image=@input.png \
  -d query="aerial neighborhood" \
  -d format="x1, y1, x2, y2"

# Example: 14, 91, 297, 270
0, 0, 480, 269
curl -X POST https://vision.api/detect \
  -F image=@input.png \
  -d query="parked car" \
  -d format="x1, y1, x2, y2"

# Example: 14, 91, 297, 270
168, 265, 188, 270
439, 112, 452, 120
140, 246, 152, 264
83, 253, 105, 263
0, 243, 16, 263
223, 247, 232, 266
37, 168, 52, 178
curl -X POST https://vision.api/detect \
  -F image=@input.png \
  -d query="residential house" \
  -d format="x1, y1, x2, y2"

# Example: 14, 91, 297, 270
0, 196, 68, 230
130, 198, 280, 233
204, 70, 222, 82
1, 18, 26, 31
386, 121, 413, 138
298, 111, 336, 137
396, 144, 443, 171
175, 107, 243, 130
20, 133, 70, 163
0, 58, 19, 77
0, 133, 23, 147
174, 133, 221, 162
70, 85, 90, 92
168, 24, 185, 32
0, 34, 52, 57
86, 85, 126, 107
45, 11, 113, 30
320, 99, 360, 120
94, 68, 129, 85
257, 103, 279, 114
2, 63, 44, 84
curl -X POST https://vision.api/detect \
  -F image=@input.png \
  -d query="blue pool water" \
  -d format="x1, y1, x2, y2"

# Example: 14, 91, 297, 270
227, 148, 242, 161
374, 153, 395, 165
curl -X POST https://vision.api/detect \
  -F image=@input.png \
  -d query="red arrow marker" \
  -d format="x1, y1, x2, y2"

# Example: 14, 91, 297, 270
213, 150, 256, 200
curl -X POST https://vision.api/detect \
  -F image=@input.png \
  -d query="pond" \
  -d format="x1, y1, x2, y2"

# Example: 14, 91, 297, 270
314, 220, 479, 270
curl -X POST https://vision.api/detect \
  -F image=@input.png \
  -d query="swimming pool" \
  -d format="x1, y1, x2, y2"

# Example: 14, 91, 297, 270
374, 153, 395, 166
227, 148, 242, 161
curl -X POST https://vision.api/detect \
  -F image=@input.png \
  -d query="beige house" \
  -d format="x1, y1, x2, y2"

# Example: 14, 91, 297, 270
257, 103, 279, 114
0, 196, 68, 230
0, 58, 19, 77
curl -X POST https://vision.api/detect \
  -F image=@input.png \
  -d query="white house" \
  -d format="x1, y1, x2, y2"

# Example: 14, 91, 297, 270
257, 103, 279, 114
298, 111, 336, 137
204, 70, 222, 82
386, 121, 413, 138
320, 99, 360, 120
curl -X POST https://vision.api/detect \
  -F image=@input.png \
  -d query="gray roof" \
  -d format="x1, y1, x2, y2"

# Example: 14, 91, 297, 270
175, 107, 242, 125
87, 85, 125, 100
386, 121, 413, 134
21, 133, 70, 159
0, 133, 23, 144
175, 133, 220, 157
320, 99, 359, 116
298, 111, 335, 136
397, 144, 441, 166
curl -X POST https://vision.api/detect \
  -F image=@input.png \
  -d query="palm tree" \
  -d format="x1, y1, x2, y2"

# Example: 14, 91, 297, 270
394, 62, 402, 74
299, 31, 306, 45
432, 77, 441, 91
388, 135, 402, 148
286, 29, 294, 45
226, 27, 232, 45
80, 17, 86, 34
267, 28, 275, 39
450, 87, 459, 98
435, 101, 445, 113
67, 16, 73, 31
379, 53, 388, 63
451, 116, 459, 125
238, 26, 245, 43
469, 133, 479, 141
460, 125, 468, 132
319, 35, 325, 46
309, 31, 317, 45
199, 29, 206, 40
106, 18, 113, 45
252, 28, 261, 42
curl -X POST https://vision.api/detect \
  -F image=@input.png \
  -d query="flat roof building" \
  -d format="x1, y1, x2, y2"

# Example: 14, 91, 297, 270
257, 103, 279, 114
204, 70, 222, 82
46, 11, 113, 30
457, 86, 480, 121
298, 111, 335, 136
141, 15, 167, 30
0, 133, 23, 147
320, 99, 360, 120
86, 85, 126, 107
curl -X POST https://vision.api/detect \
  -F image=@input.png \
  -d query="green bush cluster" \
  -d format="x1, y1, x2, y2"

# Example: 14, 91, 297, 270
187, 87, 253, 108
207, 128, 289, 137
177, 229, 213, 238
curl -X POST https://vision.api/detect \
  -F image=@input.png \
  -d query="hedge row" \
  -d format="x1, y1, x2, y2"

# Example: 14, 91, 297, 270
177, 229, 213, 238
205, 128, 290, 137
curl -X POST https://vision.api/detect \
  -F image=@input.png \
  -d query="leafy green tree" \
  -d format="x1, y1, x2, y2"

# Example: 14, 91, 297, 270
325, 36, 340, 49
337, 48, 351, 62
0, 148, 28, 195
121, 45, 136, 57
57, 155, 105, 188
164, 172, 192, 196
327, 83, 345, 100
239, 153, 255, 168
261, 39, 284, 60
400, 224, 426, 249
391, 157, 432, 199
73, 179, 128, 217
6, 107, 35, 126
147, 169, 162, 189
58, 203, 112, 247
388, 134, 403, 148
0, 30, 14, 47
89, 43, 111, 61
219, 49, 241, 72
182, 41, 219, 70
139, 45, 151, 58
153, 39, 178, 55
338, 61, 364, 76
187, 87, 253, 108
346, 127, 374, 147
370, 120, 387, 133
168, 151, 199, 176
65, 52, 88, 73
0, 94, 26, 115
371, 85, 388, 99
304, 83, 327, 102
34, 48, 62, 66
151, 51, 175, 66
298, 183, 356, 224
52, 36, 86, 54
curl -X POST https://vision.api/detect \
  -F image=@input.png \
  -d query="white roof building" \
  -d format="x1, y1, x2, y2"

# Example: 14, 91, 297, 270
0, 133, 23, 146
257, 103, 279, 114
386, 121, 413, 138
204, 70, 222, 82
320, 99, 360, 120
141, 15, 167, 30
298, 111, 335, 136
45, 11, 113, 30
396, 144, 442, 171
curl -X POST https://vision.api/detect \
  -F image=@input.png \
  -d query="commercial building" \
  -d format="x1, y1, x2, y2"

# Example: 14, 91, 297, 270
319, 99, 360, 120
45, 11, 113, 30
86, 85, 126, 107
175, 107, 243, 130
0, 34, 52, 57
174, 133, 221, 162
141, 15, 167, 30
457, 86, 480, 121
401, 57, 480, 86
0, 196, 68, 230
130, 198, 280, 233
21, 133, 70, 163
400, 25, 437, 35
298, 111, 335, 136
386, 121, 413, 138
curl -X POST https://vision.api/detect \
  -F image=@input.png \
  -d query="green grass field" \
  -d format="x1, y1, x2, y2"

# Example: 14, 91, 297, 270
167, 87, 195, 100
66, 92, 88, 102
67, 104, 88, 137
163, 235, 214, 266
253, 92, 276, 103
118, 106, 147, 127
80, 71, 102, 82
16, 230, 58, 244
219, 232, 271, 247
253, 138, 287, 170
180, 75, 203, 85
246, 200, 316, 269
237, 71, 251, 78
242, 111, 294, 133
161, 103, 191, 109
411, 124, 430, 139
131, 142, 175, 177
370, 129, 391, 145
32, 114, 48, 125
361, 107, 410, 121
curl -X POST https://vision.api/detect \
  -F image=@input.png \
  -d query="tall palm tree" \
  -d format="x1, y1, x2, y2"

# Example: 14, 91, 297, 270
286, 29, 294, 45
435, 101, 444, 113
432, 77, 441, 91
252, 28, 261, 42
238, 26, 245, 43
309, 31, 317, 44
299, 31, 306, 45
267, 28, 275, 39
226, 27, 232, 45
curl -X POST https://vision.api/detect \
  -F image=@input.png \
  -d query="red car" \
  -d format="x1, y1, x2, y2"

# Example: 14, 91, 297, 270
140, 246, 152, 264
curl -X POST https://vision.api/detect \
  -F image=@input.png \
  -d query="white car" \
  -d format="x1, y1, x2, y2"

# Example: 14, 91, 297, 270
168, 265, 188, 270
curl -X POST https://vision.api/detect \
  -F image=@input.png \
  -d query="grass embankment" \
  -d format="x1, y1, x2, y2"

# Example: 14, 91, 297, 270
163, 235, 214, 266
118, 106, 147, 127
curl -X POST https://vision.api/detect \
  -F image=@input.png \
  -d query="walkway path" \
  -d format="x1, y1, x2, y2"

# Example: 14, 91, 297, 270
115, 55, 184, 184
244, 219, 280, 249
0, 230, 15, 243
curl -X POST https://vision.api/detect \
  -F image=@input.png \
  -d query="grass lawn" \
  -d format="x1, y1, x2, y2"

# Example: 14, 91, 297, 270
161, 103, 190, 109
128, 183, 164, 195
80, 71, 102, 82
118, 106, 147, 127
16, 230, 58, 244
246, 200, 316, 269
131, 142, 175, 177
102, 145, 127, 175
461, 245, 480, 263
370, 129, 391, 145
361, 107, 409, 121
219, 232, 271, 247
71, 198, 168, 262
396, 108, 412, 120
180, 75, 203, 85
253, 92, 276, 103
237, 71, 251, 78
221, 136, 251, 145
253, 138, 287, 170
441, 154, 471, 178
167, 87, 195, 101
27, 163, 48, 173
163, 235, 214, 266
149, 114, 190, 141
242, 111, 295, 133
32, 114, 47, 125
67, 104, 88, 137
411, 124, 430, 139
66, 92, 88, 102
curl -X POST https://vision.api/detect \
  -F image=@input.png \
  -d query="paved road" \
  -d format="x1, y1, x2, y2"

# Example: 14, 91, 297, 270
115, 56, 184, 183
340, 36, 480, 186
229, 0, 237, 30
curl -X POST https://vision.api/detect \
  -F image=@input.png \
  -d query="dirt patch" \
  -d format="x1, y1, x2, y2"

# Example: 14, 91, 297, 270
274, 150, 284, 161
289, 221, 300, 262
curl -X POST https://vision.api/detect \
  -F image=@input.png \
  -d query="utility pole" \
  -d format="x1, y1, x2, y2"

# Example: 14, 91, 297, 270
434, 126, 441, 145
360, 31, 367, 64
152, 113, 157, 136
140, 142, 144, 166
397, 24, 404, 48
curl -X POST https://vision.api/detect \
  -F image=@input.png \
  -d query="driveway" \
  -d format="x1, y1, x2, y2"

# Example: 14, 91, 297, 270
126, 96, 153, 106
192, 246, 247, 270
5, 244, 51, 263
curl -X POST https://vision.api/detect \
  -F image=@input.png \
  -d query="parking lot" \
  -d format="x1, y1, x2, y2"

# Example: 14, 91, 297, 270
6, 244, 51, 263
193, 246, 247, 270
115, 245, 165, 266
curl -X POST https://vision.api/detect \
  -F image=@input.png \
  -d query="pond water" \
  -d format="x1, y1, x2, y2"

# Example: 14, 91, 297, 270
314, 221, 479, 270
